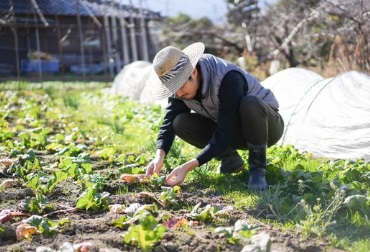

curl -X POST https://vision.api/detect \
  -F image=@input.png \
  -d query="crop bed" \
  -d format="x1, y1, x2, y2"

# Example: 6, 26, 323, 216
0, 85, 369, 251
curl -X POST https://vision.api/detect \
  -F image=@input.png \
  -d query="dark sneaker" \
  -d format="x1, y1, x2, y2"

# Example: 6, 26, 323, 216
217, 149, 244, 174
248, 169, 268, 191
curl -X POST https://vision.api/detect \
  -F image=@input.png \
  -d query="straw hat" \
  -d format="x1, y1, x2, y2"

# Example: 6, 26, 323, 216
153, 42, 205, 99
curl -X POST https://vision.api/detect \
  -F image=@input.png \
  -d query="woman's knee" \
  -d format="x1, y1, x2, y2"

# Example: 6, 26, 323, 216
239, 96, 267, 118
173, 113, 214, 148
173, 113, 189, 136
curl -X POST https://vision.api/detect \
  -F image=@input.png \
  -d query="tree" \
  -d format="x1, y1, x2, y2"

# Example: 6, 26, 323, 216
157, 13, 244, 57
258, 0, 320, 67
261, 0, 369, 72
311, 0, 370, 73
226, 0, 260, 54
156, 0, 370, 74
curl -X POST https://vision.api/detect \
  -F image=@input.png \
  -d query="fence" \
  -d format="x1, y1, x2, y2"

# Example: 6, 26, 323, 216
0, 0, 162, 83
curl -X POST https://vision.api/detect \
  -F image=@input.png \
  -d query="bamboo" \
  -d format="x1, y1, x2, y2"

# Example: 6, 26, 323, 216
52, 0, 65, 81
30, 0, 49, 26
139, 0, 149, 61
32, 6, 43, 83
111, 0, 121, 73
83, 0, 104, 79
119, 9, 130, 65
12, 28, 20, 80
8, 0, 20, 82
25, 3, 31, 85
95, 0, 108, 82
103, 2, 114, 79
128, 1, 138, 61
80, 0, 102, 28
76, 0, 86, 80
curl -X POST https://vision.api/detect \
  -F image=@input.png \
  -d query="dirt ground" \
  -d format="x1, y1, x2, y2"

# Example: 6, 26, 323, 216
0, 154, 345, 252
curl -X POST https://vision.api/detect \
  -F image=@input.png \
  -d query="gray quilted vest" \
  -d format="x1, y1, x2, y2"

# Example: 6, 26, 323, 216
182, 54, 279, 122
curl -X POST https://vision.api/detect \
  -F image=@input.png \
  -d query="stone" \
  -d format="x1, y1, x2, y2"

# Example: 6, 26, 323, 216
57, 242, 74, 252
241, 232, 271, 252
36, 247, 54, 252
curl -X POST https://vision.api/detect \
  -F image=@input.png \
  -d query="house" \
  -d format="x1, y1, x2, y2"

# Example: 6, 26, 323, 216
0, 0, 163, 80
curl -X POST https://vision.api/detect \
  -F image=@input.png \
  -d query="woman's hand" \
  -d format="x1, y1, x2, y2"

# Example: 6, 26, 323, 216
145, 159, 163, 177
146, 149, 166, 176
166, 159, 199, 187
165, 166, 188, 186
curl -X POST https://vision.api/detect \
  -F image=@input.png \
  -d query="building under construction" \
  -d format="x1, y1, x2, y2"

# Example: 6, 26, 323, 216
0, 0, 163, 81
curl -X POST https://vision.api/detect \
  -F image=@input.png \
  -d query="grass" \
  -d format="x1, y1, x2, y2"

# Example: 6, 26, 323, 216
1, 82, 369, 251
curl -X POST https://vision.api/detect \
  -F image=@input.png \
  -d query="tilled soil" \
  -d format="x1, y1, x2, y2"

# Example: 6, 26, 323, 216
0, 156, 344, 252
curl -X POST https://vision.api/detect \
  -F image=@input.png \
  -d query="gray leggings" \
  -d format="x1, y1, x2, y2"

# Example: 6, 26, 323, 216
172, 96, 284, 150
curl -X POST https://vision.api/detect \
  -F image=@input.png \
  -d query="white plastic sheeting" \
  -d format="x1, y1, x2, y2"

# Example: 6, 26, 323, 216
140, 68, 168, 106
111, 61, 152, 100
262, 68, 370, 161
112, 63, 370, 161
111, 61, 167, 106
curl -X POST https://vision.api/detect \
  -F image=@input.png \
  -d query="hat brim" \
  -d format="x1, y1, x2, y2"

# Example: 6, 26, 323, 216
155, 42, 205, 100
183, 42, 205, 68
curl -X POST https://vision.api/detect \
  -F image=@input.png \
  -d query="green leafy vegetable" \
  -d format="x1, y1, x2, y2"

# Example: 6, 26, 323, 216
76, 187, 111, 213
123, 211, 166, 251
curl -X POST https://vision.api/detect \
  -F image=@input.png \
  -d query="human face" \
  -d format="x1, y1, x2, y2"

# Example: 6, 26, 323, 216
175, 68, 199, 99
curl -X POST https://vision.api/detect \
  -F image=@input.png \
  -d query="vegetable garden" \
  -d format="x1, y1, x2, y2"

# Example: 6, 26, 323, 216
0, 82, 369, 252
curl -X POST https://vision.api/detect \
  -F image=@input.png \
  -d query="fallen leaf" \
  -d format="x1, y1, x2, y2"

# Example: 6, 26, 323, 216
0, 210, 12, 223
214, 205, 234, 216
0, 209, 30, 223
164, 217, 188, 229
188, 220, 200, 227
1, 179, 15, 189
16, 223, 41, 240
137, 191, 156, 198
124, 203, 142, 214
109, 204, 126, 214
120, 174, 148, 183
134, 204, 157, 215
137, 192, 165, 207
73, 241, 97, 252
0, 158, 15, 168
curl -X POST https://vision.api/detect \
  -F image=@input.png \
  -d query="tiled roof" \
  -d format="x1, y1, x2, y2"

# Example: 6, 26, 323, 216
0, 0, 103, 16
0, 0, 161, 18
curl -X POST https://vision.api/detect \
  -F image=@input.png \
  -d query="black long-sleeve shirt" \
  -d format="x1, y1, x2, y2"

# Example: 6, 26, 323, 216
156, 71, 248, 166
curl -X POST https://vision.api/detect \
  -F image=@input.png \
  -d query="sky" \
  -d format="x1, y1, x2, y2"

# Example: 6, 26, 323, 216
129, 0, 228, 23
125, 0, 278, 24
